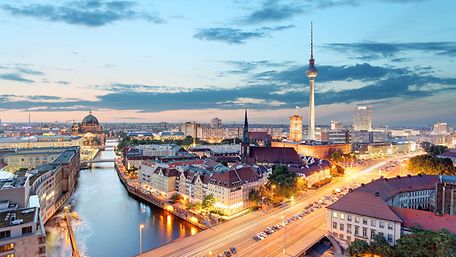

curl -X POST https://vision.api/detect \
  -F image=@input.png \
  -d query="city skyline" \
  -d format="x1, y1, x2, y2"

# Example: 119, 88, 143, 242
0, 0, 455, 125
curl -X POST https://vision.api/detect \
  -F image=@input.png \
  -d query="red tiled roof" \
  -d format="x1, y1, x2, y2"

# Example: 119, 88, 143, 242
248, 147, 303, 165
392, 207, 456, 234
249, 132, 272, 140
354, 175, 439, 201
209, 166, 259, 188
327, 191, 403, 222
289, 160, 331, 177
168, 160, 204, 168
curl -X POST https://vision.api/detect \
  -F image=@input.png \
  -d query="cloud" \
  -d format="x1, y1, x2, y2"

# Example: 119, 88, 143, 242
0, 73, 34, 83
241, 0, 304, 24
1, 0, 164, 27
194, 25, 294, 44
15, 67, 44, 75
1, 61, 454, 114
326, 42, 456, 60
254, 63, 409, 85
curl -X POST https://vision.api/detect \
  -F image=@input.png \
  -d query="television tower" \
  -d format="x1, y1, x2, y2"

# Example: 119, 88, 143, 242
306, 22, 318, 140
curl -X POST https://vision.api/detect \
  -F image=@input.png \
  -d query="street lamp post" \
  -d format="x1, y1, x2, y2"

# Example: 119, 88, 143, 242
139, 224, 144, 257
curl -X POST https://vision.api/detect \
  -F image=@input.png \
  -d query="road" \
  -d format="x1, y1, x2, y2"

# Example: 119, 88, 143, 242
143, 156, 408, 257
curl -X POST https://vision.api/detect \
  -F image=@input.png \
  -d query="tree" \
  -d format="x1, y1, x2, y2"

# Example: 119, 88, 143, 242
348, 239, 370, 257
370, 234, 395, 257
421, 142, 448, 156
331, 164, 345, 177
170, 193, 182, 203
408, 154, 455, 175
248, 189, 262, 206
202, 194, 216, 210
395, 229, 456, 257
268, 166, 298, 198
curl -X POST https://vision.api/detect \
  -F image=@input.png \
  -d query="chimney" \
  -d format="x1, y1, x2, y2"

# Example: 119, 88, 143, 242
375, 192, 380, 197
361, 183, 365, 187
396, 175, 401, 179
407, 174, 412, 178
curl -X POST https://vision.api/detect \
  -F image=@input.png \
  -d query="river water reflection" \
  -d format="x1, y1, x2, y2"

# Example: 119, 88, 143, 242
46, 141, 200, 257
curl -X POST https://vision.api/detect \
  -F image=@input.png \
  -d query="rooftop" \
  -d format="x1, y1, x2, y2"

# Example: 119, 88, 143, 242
0, 207, 37, 228
248, 146, 303, 165
0, 177, 28, 189
327, 191, 403, 223
354, 174, 439, 201
392, 207, 456, 234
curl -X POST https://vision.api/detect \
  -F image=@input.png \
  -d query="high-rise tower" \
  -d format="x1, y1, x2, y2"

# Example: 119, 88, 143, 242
289, 109, 303, 142
306, 22, 318, 140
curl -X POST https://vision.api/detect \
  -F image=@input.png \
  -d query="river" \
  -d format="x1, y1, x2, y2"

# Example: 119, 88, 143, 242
46, 140, 200, 257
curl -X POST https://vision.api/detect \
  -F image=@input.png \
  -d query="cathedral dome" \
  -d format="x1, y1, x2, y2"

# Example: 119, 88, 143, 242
82, 111, 99, 125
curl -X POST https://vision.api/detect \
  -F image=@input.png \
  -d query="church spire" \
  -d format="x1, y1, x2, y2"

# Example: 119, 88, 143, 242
241, 109, 250, 163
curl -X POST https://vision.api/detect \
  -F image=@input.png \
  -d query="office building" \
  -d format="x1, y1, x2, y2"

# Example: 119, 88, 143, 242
353, 106, 372, 131
210, 118, 222, 128
431, 175, 456, 215
0, 207, 46, 257
331, 121, 343, 131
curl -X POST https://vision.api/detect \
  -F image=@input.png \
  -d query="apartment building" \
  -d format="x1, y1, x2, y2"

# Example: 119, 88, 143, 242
0, 207, 46, 257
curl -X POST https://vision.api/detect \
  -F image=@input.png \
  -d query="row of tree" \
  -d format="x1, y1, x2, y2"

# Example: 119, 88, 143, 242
348, 228, 456, 257
408, 154, 455, 175
420, 141, 448, 156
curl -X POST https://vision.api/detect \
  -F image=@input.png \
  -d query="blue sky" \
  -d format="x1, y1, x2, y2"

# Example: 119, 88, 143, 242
0, 0, 455, 126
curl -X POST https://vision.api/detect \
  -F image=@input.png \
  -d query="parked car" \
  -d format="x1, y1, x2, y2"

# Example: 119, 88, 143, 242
224, 250, 232, 257
230, 247, 237, 254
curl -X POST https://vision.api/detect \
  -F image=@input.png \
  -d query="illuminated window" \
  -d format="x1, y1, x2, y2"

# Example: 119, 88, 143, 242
340, 213, 345, 220
0, 243, 14, 252
333, 212, 337, 218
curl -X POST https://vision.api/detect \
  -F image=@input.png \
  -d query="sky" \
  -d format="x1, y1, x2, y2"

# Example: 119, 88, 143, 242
0, 0, 455, 126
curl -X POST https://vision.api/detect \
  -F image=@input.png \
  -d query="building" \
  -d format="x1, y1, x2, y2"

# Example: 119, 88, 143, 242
245, 146, 303, 166
71, 111, 105, 148
433, 122, 448, 135
0, 136, 82, 150
320, 130, 350, 144
289, 158, 332, 187
271, 141, 351, 159
431, 175, 456, 215
289, 113, 303, 142
1, 147, 69, 172
0, 207, 46, 257
210, 118, 222, 128
241, 110, 250, 163
157, 131, 186, 141
353, 106, 372, 131
331, 121, 343, 131
248, 132, 272, 147
327, 191, 403, 248
327, 175, 455, 249
0, 177, 30, 208
27, 148, 80, 223
306, 23, 318, 140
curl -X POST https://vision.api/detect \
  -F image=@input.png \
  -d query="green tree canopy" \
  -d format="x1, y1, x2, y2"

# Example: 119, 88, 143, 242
202, 194, 216, 210
268, 165, 298, 198
408, 154, 455, 175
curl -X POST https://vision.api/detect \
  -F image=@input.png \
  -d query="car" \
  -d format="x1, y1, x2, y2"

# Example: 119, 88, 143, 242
230, 247, 237, 254
224, 250, 232, 257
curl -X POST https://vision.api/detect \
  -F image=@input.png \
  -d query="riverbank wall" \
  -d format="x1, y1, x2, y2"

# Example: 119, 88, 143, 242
114, 161, 207, 230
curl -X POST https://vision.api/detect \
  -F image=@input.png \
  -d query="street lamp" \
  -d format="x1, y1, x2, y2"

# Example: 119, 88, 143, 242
281, 216, 286, 253
139, 224, 145, 257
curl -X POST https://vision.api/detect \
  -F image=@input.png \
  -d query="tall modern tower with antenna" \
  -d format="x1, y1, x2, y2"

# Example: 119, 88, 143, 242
306, 22, 318, 140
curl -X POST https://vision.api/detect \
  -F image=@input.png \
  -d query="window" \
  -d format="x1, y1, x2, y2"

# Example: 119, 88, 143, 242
340, 234, 344, 239
333, 212, 338, 218
379, 222, 385, 229
371, 229, 376, 239
362, 227, 368, 237
355, 217, 360, 223
340, 213, 345, 220
0, 231, 10, 239
363, 218, 368, 225
387, 234, 393, 243
354, 226, 359, 236
371, 220, 376, 227
0, 243, 14, 252
379, 232, 384, 237
340, 223, 344, 231
22, 226, 32, 235
388, 223, 393, 230
347, 224, 352, 234
333, 222, 337, 229
347, 215, 352, 222
347, 235, 352, 241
